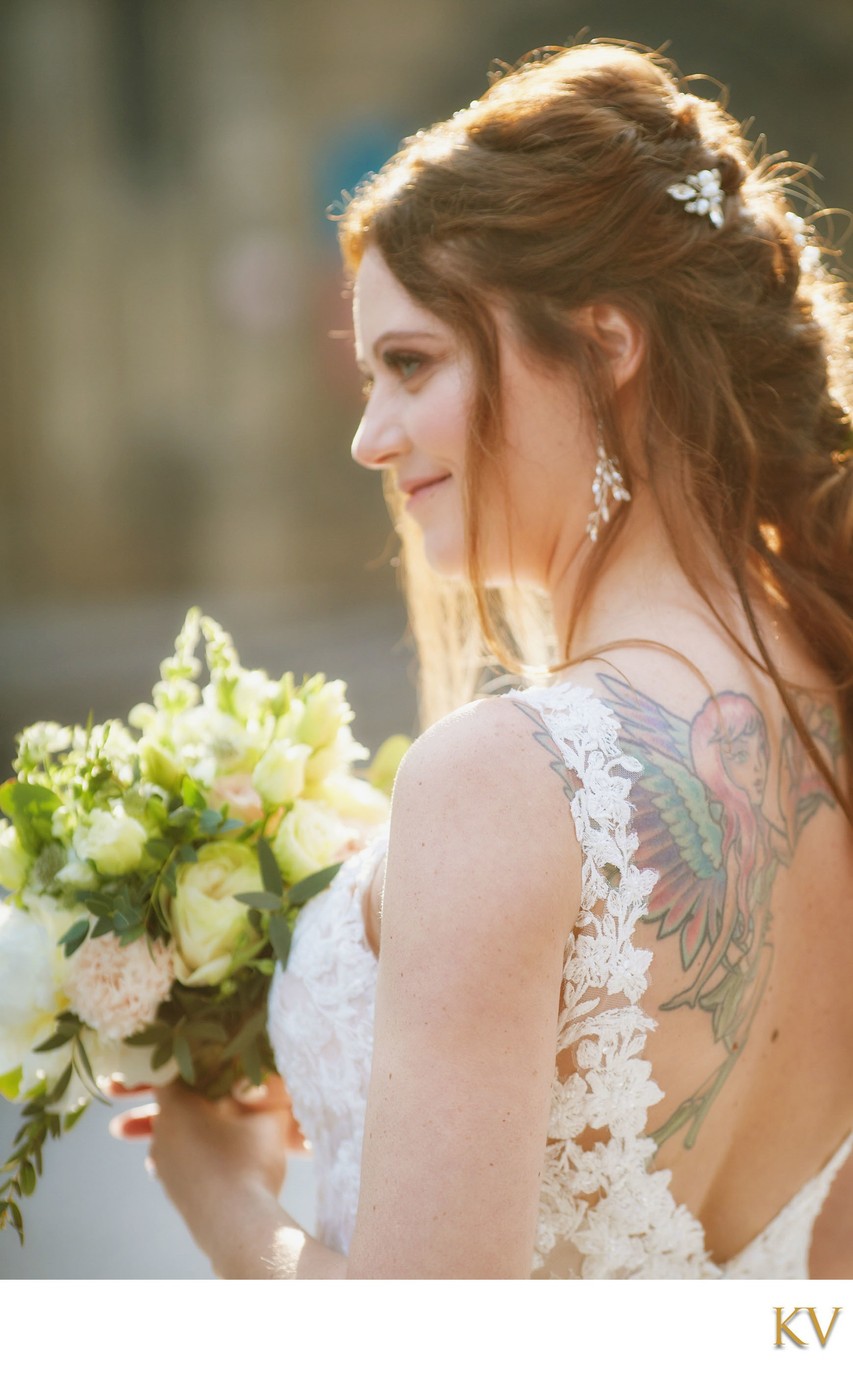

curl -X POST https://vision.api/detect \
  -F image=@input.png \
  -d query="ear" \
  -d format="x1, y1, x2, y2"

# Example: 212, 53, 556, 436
573, 303, 646, 391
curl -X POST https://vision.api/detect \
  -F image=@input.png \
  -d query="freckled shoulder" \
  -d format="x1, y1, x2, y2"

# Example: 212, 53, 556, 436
385, 693, 584, 951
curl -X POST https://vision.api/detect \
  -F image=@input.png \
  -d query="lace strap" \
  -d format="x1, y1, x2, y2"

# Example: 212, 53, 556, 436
503, 681, 714, 1277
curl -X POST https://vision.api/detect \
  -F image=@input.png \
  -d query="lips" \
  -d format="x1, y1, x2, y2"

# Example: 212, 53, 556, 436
402, 475, 451, 499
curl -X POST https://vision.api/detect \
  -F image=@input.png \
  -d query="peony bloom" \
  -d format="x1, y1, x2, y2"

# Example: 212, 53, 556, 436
74, 805, 148, 876
270, 798, 358, 885
169, 841, 261, 986
64, 931, 174, 1041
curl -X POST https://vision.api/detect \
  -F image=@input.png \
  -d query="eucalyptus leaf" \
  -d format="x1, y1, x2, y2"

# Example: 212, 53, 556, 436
287, 862, 342, 906
18, 1162, 36, 1197
257, 835, 283, 897
58, 919, 90, 957
33, 1028, 76, 1053
234, 891, 282, 911
241, 1040, 263, 1086
45, 1062, 73, 1105
145, 838, 172, 862
125, 1025, 167, 1047
173, 1036, 196, 1085
268, 911, 292, 966
168, 806, 196, 829
151, 1040, 174, 1071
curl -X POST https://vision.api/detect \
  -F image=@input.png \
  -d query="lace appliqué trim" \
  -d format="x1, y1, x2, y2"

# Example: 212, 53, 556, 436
267, 826, 389, 1255
505, 682, 719, 1279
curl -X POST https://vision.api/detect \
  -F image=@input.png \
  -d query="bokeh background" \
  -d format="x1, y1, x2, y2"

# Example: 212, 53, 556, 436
1, 0, 851, 1279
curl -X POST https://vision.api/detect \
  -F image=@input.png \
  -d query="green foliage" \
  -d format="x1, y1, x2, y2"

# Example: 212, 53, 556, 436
0, 781, 61, 854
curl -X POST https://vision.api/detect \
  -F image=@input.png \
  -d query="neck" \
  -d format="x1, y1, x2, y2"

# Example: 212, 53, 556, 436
547, 485, 739, 666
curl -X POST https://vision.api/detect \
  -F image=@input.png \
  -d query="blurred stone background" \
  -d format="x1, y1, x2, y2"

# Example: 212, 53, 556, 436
1, 0, 851, 1278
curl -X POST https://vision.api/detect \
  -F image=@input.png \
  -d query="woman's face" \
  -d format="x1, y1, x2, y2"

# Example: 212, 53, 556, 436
721, 723, 769, 806
351, 247, 594, 585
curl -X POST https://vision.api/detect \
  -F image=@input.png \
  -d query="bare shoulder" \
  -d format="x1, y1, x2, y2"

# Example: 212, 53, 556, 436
383, 693, 583, 955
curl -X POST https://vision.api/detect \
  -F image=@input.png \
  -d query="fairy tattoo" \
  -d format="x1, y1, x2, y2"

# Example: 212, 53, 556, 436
598, 674, 842, 1150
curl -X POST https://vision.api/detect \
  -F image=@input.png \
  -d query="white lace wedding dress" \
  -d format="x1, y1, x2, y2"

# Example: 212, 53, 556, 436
268, 680, 852, 1278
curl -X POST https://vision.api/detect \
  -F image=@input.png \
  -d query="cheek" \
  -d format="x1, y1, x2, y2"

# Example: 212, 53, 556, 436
410, 369, 471, 458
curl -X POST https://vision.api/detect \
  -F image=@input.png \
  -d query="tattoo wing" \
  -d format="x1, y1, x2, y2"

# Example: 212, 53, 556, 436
598, 674, 726, 969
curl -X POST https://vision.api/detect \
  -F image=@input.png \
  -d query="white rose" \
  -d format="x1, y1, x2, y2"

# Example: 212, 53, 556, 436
252, 741, 312, 807
169, 841, 261, 987
0, 823, 30, 892
0, 902, 67, 1078
74, 806, 148, 876
271, 799, 358, 885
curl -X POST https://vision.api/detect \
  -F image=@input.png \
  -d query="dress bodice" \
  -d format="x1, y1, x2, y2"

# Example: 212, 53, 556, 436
267, 679, 852, 1277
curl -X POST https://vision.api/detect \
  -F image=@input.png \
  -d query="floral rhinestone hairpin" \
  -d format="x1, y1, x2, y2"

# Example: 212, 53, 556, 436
666, 167, 726, 228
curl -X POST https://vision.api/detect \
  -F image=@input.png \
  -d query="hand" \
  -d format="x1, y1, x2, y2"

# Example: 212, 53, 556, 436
109, 1075, 308, 1261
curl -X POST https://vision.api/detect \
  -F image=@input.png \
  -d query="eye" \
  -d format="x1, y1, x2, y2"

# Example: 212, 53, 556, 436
383, 350, 425, 382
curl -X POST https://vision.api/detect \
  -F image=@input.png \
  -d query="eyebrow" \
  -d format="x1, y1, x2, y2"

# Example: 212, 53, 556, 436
355, 330, 443, 371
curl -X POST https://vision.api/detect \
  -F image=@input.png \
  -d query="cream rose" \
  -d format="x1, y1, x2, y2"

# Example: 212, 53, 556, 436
270, 799, 358, 885
74, 806, 148, 877
169, 841, 261, 987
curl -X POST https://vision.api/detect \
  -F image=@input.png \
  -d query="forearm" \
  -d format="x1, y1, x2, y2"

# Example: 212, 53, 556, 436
201, 1180, 348, 1279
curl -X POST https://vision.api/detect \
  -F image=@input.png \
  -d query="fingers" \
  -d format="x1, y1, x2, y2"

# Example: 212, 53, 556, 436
105, 1077, 154, 1097
232, 1074, 291, 1113
108, 1102, 160, 1140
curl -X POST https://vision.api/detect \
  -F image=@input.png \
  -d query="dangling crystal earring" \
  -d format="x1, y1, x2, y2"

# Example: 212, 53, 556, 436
585, 428, 631, 542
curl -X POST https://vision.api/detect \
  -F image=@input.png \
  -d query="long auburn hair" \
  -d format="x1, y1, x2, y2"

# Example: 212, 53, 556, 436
337, 41, 853, 817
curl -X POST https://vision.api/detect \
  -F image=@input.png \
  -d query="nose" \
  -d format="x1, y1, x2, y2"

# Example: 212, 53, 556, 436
351, 396, 410, 470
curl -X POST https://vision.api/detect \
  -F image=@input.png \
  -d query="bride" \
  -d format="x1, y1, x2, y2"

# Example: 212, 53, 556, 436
110, 40, 853, 1279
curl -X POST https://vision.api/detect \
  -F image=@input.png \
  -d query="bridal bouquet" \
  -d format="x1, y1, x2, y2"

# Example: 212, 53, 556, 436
0, 609, 408, 1243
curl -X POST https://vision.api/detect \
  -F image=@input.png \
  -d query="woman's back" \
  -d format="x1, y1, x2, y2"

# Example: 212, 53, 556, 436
514, 579, 853, 1273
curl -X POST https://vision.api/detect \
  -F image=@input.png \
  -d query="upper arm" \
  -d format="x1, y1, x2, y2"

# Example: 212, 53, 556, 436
346, 697, 580, 1278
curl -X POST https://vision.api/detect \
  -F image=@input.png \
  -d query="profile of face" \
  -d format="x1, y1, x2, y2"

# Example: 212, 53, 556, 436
720, 720, 769, 806
350, 247, 598, 584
